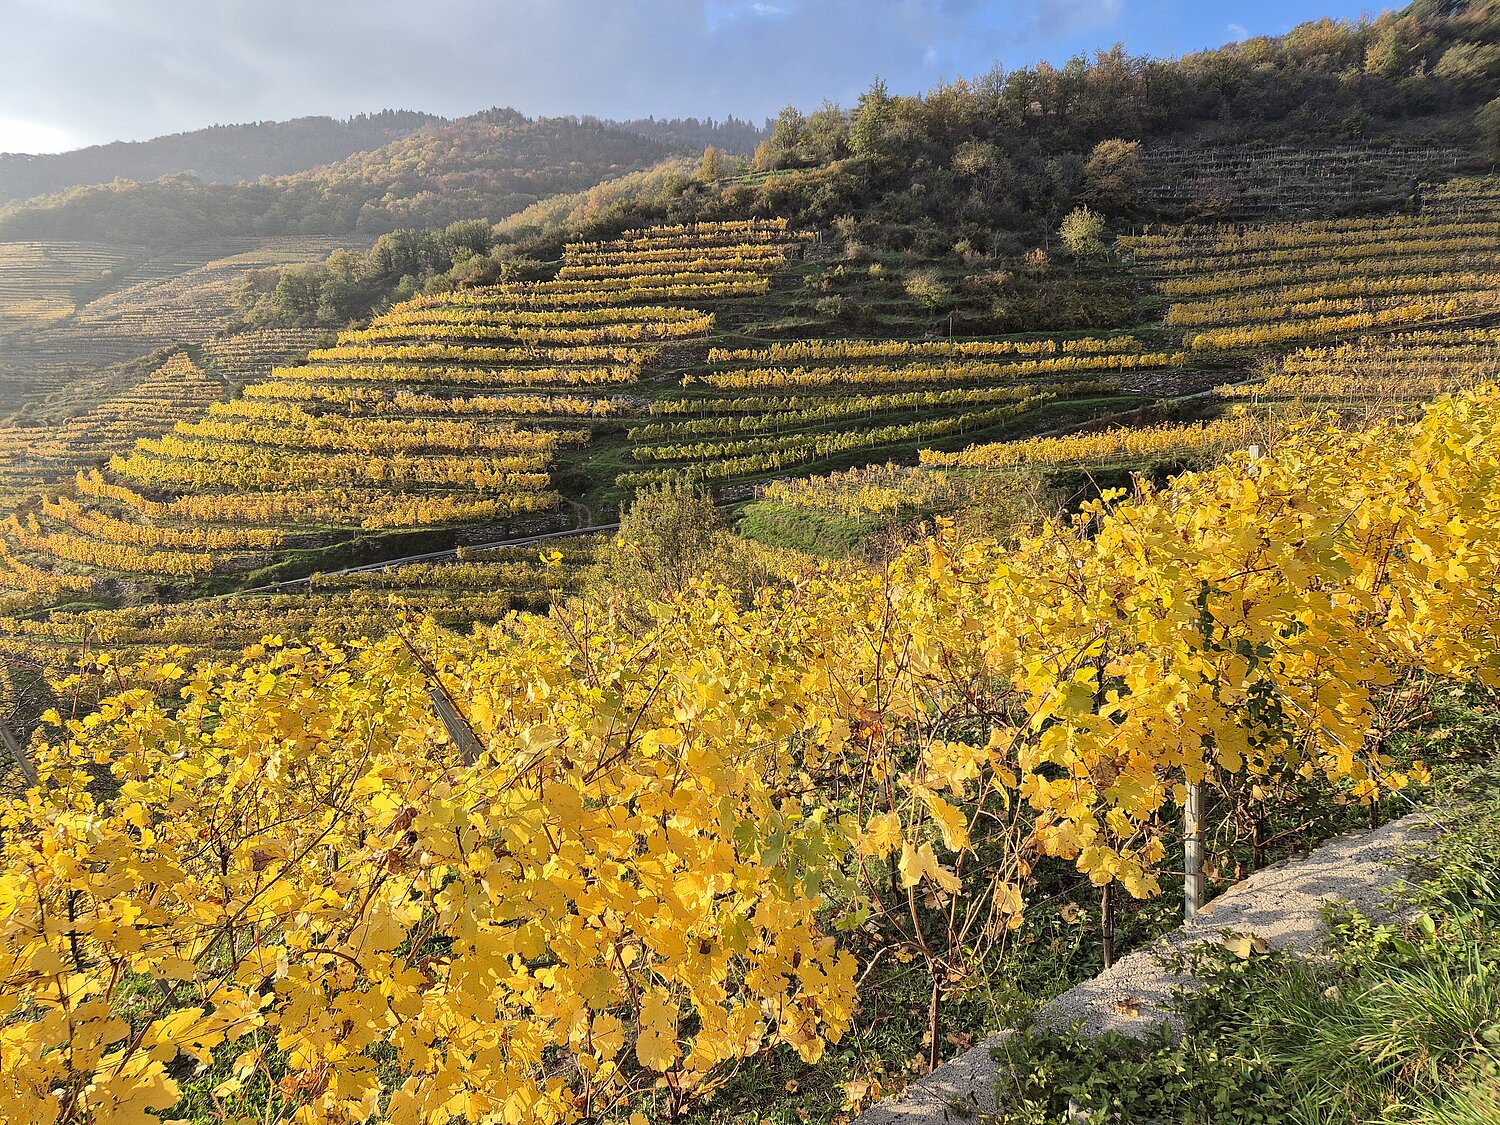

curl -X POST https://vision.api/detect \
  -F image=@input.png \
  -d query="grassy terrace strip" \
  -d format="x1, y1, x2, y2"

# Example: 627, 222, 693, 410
758, 462, 976, 516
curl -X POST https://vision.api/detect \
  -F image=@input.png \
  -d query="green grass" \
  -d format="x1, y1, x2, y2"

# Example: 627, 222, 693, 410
988, 754, 1500, 1125
737, 500, 892, 558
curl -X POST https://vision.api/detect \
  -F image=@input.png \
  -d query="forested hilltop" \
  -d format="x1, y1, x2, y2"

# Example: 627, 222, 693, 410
608, 114, 770, 154
487, 0, 1500, 262
0, 110, 443, 205
0, 110, 677, 247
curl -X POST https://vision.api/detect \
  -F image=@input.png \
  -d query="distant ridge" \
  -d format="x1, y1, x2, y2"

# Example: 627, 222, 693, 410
0, 110, 677, 247
0, 111, 442, 205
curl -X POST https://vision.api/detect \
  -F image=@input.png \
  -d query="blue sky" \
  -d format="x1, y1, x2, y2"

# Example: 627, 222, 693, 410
0, 0, 1392, 154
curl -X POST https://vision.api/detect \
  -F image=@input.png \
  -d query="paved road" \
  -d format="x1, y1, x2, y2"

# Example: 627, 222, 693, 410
228, 521, 623, 597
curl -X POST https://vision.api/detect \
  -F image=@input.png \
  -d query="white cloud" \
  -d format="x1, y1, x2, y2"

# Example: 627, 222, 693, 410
1226, 22, 1250, 40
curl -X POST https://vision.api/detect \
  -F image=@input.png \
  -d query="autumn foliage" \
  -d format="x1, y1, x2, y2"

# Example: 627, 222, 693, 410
5, 382, 1500, 1122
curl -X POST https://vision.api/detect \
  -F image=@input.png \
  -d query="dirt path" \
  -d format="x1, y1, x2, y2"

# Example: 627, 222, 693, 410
853, 807, 1442, 1123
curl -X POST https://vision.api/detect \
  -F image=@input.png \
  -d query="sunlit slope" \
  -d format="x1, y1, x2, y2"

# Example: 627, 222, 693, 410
0, 241, 133, 333
0, 236, 350, 426
0, 220, 803, 595
1122, 176, 1500, 353
621, 335, 1185, 489
0, 111, 441, 205
0, 110, 676, 246
839, 176, 1500, 526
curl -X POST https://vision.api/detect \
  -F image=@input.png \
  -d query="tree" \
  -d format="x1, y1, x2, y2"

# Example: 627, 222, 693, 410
750, 139, 777, 173
1082, 139, 1143, 215
903, 269, 952, 312
1363, 23, 1413, 78
849, 77, 894, 158
803, 102, 851, 164
1058, 205, 1108, 259
951, 140, 998, 179
589, 480, 729, 600
767, 106, 807, 167
1435, 40, 1500, 84
697, 145, 727, 182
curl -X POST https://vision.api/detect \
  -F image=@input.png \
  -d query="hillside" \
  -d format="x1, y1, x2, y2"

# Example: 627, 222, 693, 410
610, 114, 769, 154
0, 111, 684, 474
0, 109, 677, 247
0, 110, 442, 204
1, 3, 1500, 1124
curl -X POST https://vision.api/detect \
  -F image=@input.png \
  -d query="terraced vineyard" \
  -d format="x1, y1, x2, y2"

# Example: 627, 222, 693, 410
918, 412, 1257, 470
0, 352, 226, 509
199, 328, 336, 384
1137, 141, 1470, 217
621, 335, 1175, 488
1220, 328, 1500, 409
10, 177, 1500, 652
7, 237, 348, 371
0, 537, 604, 677
751, 176, 1500, 541
1123, 176, 1500, 353
0, 240, 134, 334
0, 219, 804, 597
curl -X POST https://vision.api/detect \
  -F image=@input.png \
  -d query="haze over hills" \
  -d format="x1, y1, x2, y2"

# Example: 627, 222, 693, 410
0, 110, 444, 204
0, 109, 681, 247
0, 111, 768, 214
